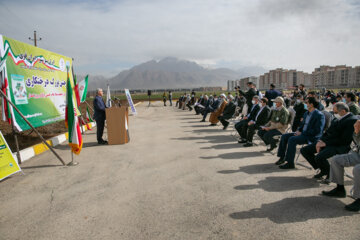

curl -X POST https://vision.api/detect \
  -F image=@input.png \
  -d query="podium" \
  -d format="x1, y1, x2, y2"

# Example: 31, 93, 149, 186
105, 107, 130, 145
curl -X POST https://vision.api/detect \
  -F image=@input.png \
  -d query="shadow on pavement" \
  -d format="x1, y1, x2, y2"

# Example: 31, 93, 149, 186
21, 164, 62, 169
229, 196, 355, 223
218, 163, 284, 175
234, 176, 320, 192
201, 143, 241, 150
201, 151, 264, 160
171, 135, 234, 144
191, 128, 224, 133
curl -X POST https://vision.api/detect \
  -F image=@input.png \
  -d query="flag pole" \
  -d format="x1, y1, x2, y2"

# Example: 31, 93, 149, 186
67, 150, 78, 166
85, 101, 94, 111
0, 89, 66, 165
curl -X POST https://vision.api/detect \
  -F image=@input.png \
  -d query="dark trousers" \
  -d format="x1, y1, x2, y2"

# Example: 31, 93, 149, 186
258, 129, 282, 148
300, 143, 350, 174
246, 124, 257, 143
218, 116, 229, 127
96, 119, 105, 143
235, 119, 249, 139
202, 107, 214, 120
186, 103, 193, 110
277, 133, 308, 165
169, 99, 172, 106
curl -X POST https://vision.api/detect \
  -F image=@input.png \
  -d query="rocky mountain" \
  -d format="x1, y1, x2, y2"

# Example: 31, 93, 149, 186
86, 57, 267, 90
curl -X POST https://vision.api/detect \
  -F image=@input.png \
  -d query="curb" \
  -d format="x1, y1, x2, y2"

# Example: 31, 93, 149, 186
13, 122, 96, 163
14, 102, 142, 163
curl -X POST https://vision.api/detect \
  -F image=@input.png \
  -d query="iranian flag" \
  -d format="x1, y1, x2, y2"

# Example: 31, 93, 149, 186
78, 75, 88, 103
86, 106, 93, 122
65, 71, 83, 155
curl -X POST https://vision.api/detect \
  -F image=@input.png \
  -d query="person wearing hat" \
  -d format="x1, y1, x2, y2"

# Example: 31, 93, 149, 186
276, 97, 325, 169
238, 82, 257, 114
218, 95, 236, 130
209, 94, 228, 126
265, 84, 282, 107
257, 96, 289, 151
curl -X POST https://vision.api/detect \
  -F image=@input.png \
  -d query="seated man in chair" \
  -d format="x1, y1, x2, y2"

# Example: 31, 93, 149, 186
257, 96, 289, 151
276, 97, 325, 169
322, 120, 360, 212
218, 95, 236, 130
300, 102, 357, 179
236, 96, 260, 143
242, 97, 271, 147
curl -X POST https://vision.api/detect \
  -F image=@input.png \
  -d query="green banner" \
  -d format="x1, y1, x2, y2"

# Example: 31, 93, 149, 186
0, 131, 21, 181
0, 34, 76, 131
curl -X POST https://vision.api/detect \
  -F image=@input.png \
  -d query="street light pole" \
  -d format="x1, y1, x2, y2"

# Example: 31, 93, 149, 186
28, 31, 42, 47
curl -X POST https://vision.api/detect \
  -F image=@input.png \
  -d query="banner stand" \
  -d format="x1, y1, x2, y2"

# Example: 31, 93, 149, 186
10, 118, 21, 164
0, 89, 66, 166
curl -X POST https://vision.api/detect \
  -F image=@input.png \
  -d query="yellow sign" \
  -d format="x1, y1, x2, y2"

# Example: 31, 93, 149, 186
0, 131, 21, 181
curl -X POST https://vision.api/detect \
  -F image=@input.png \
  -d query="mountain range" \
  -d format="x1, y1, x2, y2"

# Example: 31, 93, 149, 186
86, 57, 267, 90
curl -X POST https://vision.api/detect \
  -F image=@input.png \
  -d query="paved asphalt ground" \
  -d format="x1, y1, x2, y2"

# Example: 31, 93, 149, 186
1, 102, 359, 240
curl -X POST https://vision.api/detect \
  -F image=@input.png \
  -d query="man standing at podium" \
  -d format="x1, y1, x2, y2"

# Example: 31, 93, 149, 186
93, 88, 108, 144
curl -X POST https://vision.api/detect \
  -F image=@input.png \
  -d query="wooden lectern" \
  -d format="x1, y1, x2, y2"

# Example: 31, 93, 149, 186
105, 107, 130, 145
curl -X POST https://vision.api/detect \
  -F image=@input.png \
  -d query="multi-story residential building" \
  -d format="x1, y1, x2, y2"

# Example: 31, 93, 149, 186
312, 65, 360, 89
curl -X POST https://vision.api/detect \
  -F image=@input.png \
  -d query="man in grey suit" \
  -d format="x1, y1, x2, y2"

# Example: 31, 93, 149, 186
322, 119, 360, 212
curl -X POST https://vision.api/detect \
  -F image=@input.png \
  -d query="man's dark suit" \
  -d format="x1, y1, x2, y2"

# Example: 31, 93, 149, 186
218, 101, 236, 127
300, 113, 358, 175
265, 89, 281, 107
93, 95, 106, 143
239, 88, 257, 113
277, 109, 325, 167
235, 104, 260, 140
245, 105, 271, 143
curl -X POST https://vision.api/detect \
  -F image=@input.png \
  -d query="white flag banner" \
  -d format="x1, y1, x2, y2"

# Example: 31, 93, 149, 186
125, 89, 137, 115
78, 75, 88, 103
106, 84, 112, 108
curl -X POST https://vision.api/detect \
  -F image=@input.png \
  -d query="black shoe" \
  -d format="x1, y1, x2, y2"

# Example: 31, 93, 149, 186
200, 119, 205, 122
243, 142, 253, 147
238, 139, 247, 144
275, 158, 285, 165
223, 123, 229, 130
209, 123, 217, 126
279, 163, 295, 169
98, 140, 108, 145
345, 199, 360, 212
266, 145, 277, 152
313, 171, 327, 179
322, 188, 346, 198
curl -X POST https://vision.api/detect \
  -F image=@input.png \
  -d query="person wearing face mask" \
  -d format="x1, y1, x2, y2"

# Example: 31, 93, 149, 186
257, 96, 289, 151
242, 97, 271, 147
236, 96, 261, 143
292, 95, 307, 132
321, 119, 360, 212
345, 92, 360, 115
300, 102, 358, 179
200, 95, 218, 122
276, 97, 325, 169
209, 94, 228, 126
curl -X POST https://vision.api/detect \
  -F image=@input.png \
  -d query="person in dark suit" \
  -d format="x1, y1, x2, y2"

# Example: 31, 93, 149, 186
300, 102, 358, 179
308, 91, 324, 111
292, 94, 307, 132
200, 95, 219, 122
93, 88, 107, 144
243, 97, 271, 147
276, 97, 325, 169
218, 95, 236, 130
236, 96, 260, 144
238, 82, 257, 113
265, 84, 281, 107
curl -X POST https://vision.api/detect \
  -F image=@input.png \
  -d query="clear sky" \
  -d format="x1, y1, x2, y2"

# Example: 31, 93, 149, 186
1, 0, 359, 77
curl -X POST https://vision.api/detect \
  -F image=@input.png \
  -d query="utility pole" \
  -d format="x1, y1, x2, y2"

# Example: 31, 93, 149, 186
28, 31, 42, 47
